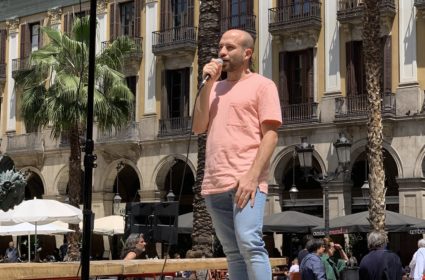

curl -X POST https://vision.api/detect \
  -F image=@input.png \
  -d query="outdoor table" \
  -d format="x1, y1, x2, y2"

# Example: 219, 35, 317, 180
0, 258, 287, 279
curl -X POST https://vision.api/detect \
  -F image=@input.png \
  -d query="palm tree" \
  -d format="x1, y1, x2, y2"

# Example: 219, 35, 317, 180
14, 16, 135, 260
363, 0, 386, 233
186, 0, 221, 258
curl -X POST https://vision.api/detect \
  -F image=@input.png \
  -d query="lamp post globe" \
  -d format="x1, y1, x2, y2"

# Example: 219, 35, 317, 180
295, 138, 314, 169
334, 133, 352, 170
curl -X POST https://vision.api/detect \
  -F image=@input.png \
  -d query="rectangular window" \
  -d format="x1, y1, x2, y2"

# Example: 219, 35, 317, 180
172, 0, 188, 27
165, 68, 190, 119
279, 49, 313, 105
30, 23, 40, 52
0, 30, 6, 64
346, 41, 365, 96
231, 0, 247, 27
120, 1, 135, 36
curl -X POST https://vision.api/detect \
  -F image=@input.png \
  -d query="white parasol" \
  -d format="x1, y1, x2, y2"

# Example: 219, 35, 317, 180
0, 221, 74, 261
0, 198, 82, 262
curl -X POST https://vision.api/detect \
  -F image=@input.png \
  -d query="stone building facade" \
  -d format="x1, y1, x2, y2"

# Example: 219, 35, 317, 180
0, 1, 424, 244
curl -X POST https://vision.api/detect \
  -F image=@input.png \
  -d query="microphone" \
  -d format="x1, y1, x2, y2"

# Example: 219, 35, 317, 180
200, 58, 223, 87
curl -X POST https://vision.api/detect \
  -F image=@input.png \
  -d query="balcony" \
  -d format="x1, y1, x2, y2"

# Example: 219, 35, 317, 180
281, 102, 319, 125
158, 117, 191, 137
5, 132, 44, 167
101, 36, 143, 76
415, 0, 425, 12
221, 14, 256, 37
0, 63, 5, 86
268, 1, 321, 37
152, 26, 197, 56
337, 0, 395, 27
11, 57, 30, 77
6, 132, 43, 153
97, 122, 140, 144
335, 91, 396, 119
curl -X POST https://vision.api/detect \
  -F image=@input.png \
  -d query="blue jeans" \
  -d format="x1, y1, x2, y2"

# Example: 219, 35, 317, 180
205, 189, 271, 280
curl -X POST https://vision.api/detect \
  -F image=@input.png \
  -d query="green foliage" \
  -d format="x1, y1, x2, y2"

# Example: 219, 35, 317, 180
0, 169, 26, 211
14, 15, 135, 138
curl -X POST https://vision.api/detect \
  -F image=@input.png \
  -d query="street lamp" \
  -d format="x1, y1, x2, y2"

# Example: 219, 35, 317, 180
289, 150, 299, 204
113, 161, 124, 215
295, 133, 352, 236
361, 159, 370, 205
167, 159, 176, 202
361, 181, 370, 201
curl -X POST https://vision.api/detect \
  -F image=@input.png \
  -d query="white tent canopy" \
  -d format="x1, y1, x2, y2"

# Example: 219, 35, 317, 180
0, 222, 73, 236
0, 198, 82, 262
0, 221, 74, 262
79, 215, 125, 236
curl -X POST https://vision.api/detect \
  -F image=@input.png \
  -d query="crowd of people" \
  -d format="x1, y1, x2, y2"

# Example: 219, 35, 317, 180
296, 231, 409, 280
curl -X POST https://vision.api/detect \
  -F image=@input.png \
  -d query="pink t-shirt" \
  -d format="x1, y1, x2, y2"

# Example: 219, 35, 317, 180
201, 73, 282, 195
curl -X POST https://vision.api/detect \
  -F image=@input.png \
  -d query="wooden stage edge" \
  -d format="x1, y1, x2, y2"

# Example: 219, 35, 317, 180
1, 257, 287, 280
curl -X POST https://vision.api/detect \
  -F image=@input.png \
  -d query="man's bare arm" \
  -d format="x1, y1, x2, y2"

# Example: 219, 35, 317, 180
192, 59, 222, 134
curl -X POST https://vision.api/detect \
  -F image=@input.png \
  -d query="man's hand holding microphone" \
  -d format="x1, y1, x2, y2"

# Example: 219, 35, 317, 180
201, 58, 223, 87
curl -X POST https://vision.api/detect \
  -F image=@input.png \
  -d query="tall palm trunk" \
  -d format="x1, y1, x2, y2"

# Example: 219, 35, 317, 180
66, 123, 82, 261
186, 0, 221, 258
363, 0, 386, 232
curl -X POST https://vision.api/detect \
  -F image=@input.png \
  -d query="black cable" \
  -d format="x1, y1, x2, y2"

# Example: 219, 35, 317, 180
158, 81, 208, 279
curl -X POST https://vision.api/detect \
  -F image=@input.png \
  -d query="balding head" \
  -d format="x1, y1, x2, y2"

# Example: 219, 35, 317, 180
222, 29, 255, 51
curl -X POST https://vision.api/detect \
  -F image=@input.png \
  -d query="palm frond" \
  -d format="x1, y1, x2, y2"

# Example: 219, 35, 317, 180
71, 16, 91, 45
41, 27, 63, 48
97, 36, 135, 71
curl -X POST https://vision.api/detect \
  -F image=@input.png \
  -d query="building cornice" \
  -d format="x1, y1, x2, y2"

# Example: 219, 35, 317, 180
6, 17, 19, 34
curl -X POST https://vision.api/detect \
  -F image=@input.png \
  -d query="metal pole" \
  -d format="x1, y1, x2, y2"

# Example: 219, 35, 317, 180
81, 0, 97, 279
324, 183, 329, 237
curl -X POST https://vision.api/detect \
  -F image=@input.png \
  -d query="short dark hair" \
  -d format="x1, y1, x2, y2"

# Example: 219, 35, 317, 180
306, 238, 324, 253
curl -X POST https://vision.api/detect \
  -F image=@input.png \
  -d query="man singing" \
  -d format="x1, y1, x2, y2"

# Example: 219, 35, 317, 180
193, 29, 282, 280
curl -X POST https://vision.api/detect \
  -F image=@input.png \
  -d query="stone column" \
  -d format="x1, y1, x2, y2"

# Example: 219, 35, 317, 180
138, 189, 161, 202
397, 1, 422, 115
397, 177, 425, 218
326, 180, 353, 219
144, 0, 158, 115
5, 18, 19, 133
324, 0, 340, 94
96, 0, 108, 54
258, 0, 272, 78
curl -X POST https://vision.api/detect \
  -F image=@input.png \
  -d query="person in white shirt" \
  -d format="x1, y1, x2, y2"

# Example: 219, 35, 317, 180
289, 258, 300, 273
412, 239, 425, 280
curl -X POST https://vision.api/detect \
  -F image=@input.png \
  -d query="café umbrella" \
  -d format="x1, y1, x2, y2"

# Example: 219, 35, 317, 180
0, 221, 74, 262
0, 198, 82, 261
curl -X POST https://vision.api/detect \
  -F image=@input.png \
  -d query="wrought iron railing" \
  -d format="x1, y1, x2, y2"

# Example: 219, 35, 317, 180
337, 0, 395, 16
6, 133, 43, 152
221, 14, 256, 35
335, 91, 396, 118
158, 117, 191, 137
97, 122, 140, 143
12, 57, 30, 73
415, 0, 425, 9
152, 26, 197, 52
269, 1, 321, 26
281, 102, 318, 124
101, 36, 143, 58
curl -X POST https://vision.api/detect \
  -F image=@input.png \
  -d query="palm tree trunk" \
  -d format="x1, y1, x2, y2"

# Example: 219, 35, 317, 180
363, 0, 386, 232
66, 124, 82, 261
186, 0, 221, 258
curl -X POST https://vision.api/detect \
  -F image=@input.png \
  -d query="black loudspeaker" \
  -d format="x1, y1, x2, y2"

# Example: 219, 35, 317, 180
125, 202, 179, 245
